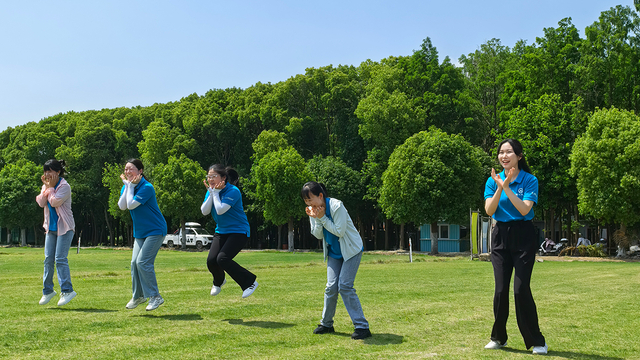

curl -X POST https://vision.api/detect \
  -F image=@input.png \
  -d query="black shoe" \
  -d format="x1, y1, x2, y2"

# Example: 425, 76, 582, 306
351, 328, 372, 340
313, 324, 335, 334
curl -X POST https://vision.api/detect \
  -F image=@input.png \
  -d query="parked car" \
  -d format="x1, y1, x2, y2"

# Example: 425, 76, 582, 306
163, 222, 213, 251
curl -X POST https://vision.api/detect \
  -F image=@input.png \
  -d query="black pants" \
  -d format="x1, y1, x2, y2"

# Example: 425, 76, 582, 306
490, 220, 545, 349
207, 233, 256, 291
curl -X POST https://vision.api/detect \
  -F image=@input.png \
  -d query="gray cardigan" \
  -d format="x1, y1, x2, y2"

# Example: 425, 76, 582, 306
309, 198, 363, 261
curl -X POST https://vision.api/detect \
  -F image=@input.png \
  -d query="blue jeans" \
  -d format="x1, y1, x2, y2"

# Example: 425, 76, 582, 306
321, 251, 369, 329
131, 235, 165, 298
43, 230, 75, 294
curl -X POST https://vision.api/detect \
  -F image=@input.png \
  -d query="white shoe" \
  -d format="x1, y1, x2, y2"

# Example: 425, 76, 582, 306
57, 291, 77, 306
532, 343, 548, 355
39, 291, 57, 305
126, 297, 147, 309
146, 295, 164, 311
484, 340, 507, 349
242, 281, 258, 298
210, 278, 227, 296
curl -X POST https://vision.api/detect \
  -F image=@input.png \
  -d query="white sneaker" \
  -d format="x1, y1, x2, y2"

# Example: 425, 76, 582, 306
126, 297, 147, 309
57, 291, 77, 306
532, 343, 548, 355
146, 295, 164, 311
484, 340, 507, 349
39, 291, 57, 305
242, 281, 258, 298
210, 278, 227, 296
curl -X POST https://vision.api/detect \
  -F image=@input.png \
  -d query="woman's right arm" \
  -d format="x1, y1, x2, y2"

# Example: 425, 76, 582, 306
118, 182, 128, 210
309, 217, 324, 239
201, 189, 213, 215
484, 189, 502, 216
35, 185, 50, 208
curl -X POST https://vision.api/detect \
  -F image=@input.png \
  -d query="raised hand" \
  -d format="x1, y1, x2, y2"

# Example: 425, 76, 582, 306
131, 174, 142, 184
502, 167, 516, 188
491, 168, 504, 188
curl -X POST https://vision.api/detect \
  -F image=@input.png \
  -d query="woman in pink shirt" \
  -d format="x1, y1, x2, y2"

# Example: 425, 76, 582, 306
35, 159, 76, 306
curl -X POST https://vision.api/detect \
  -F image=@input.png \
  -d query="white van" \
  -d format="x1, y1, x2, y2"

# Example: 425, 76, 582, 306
163, 222, 213, 251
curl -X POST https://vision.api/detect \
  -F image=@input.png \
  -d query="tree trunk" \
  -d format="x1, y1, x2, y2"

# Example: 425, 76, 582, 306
374, 217, 378, 250
399, 223, 405, 250
430, 221, 439, 255
7, 228, 11, 245
384, 218, 390, 250
288, 217, 294, 251
21, 228, 26, 246
104, 207, 114, 247
277, 224, 282, 249
180, 217, 187, 250
549, 207, 555, 241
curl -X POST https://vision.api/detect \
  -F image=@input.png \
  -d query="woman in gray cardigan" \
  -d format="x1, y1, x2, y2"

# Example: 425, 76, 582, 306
301, 181, 371, 340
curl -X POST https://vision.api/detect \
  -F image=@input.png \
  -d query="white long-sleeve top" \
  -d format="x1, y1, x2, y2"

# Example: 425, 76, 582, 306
118, 180, 141, 210
201, 188, 231, 215
309, 197, 363, 261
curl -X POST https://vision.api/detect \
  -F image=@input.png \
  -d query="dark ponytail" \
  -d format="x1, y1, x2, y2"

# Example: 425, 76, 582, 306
43, 159, 66, 177
208, 164, 240, 186
300, 181, 328, 200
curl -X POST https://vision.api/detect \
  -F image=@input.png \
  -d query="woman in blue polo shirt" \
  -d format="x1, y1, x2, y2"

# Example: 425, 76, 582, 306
118, 159, 167, 311
201, 164, 257, 299
483, 139, 547, 355
301, 181, 371, 340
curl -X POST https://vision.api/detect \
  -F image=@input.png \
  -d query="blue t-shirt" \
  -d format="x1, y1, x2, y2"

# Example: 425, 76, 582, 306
484, 170, 538, 222
204, 183, 250, 236
121, 178, 167, 238
323, 197, 343, 259
47, 178, 62, 232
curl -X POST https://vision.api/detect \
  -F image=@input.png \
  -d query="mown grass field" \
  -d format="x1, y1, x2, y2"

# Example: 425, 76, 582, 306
1, 247, 639, 359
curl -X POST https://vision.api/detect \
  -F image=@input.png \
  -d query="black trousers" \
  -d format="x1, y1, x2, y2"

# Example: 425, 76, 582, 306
207, 233, 256, 291
490, 220, 545, 349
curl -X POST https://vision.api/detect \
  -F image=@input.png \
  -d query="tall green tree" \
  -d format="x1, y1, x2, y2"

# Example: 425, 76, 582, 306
248, 146, 311, 250
0, 160, 43, 244
570, 107, 640, 229
380, 128, 487, 254
153, 154, 207, 249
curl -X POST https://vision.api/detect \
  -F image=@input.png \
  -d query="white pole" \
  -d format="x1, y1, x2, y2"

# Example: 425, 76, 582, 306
409, 237, 413, 263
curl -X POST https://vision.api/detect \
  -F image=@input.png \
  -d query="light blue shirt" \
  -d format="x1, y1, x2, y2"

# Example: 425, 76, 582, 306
484, 170, 538, 222
47, 178, 62, 232
121, 178, 167, 238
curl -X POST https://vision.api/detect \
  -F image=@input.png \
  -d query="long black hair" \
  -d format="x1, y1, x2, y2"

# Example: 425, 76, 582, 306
497, 139, 532, 174
126, 158, 148, 180
43, 159, 66, 177
300, 181, 328, 200
208, 164, 240, 186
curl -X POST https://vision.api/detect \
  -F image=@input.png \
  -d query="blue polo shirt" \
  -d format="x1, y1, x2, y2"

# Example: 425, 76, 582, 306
121, 178, 167, 238
204, 183, 250, 236
47, 178, 62, 232
484, 170, 538, 222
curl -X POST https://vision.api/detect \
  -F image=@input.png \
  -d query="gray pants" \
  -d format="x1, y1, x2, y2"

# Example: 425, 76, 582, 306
321, 251, 369, 329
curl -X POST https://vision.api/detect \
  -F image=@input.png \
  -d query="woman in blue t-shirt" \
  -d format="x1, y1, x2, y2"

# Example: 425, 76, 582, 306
301, 181, 371, 340
201, 164, 257, 299
118, 159, 167, 311
483, 139, 547, 355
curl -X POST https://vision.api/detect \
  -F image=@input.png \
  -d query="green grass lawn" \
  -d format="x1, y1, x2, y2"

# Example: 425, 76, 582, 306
1, 247, 639, 360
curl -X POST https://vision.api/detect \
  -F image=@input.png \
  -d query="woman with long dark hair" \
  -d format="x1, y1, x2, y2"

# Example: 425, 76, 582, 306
201, 164, 257, 298
301, 181, 371, 340
483, 139, 547, 355
36, 159, 77, 306
118, 159, 167, 311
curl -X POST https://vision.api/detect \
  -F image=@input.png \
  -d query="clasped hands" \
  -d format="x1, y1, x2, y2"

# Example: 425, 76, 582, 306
306, 204, 326, 218
490, 167, 516, 189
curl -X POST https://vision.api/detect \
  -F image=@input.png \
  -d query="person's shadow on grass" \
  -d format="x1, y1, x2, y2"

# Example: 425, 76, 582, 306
223, 318, 295, 329
137, 314, 203, 321
49, 308, 117, 313
319, 331, 403, 345
502, 347, 624, 359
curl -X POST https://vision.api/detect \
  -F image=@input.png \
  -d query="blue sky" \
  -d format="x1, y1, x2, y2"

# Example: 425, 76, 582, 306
0, 0, 630, 130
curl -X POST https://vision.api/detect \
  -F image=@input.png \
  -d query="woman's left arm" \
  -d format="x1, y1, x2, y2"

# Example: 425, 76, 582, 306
319, 202, 347, 238
47, 183, 71, 208
502, 186, 534, 216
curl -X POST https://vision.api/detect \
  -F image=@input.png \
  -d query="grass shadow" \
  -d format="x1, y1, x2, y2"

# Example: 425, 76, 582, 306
363, 333, 403, 345
223, 318, 295, 329
138, 314, 203, 321
49, 308, 117, 313
502, 347, 624, 359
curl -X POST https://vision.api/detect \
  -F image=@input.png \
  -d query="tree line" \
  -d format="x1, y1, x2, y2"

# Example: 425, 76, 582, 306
2, 5, 640, 252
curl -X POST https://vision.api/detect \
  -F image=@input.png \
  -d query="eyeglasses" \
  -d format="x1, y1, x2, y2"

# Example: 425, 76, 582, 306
207, 174, 220, 180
